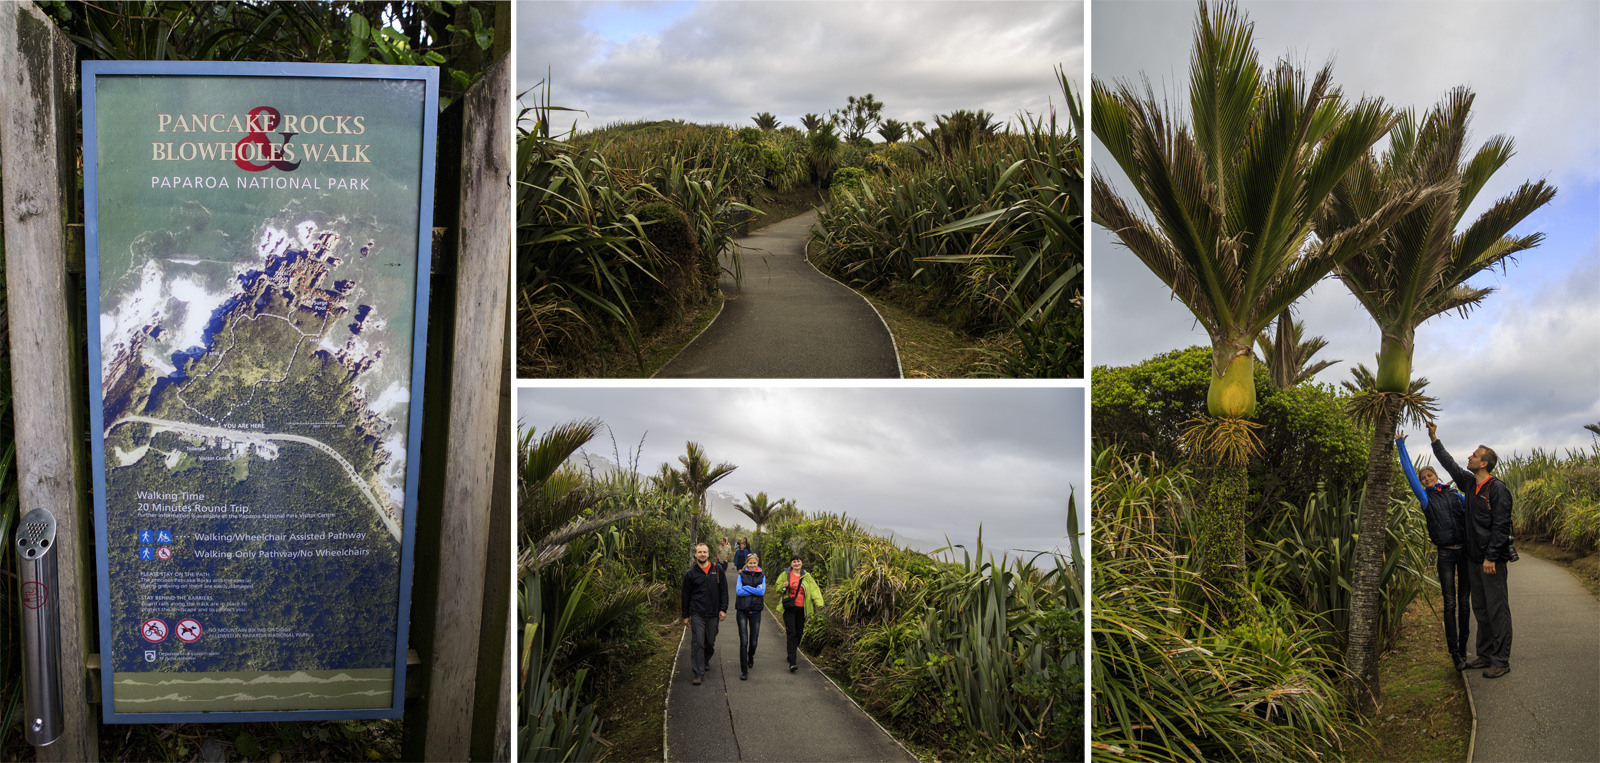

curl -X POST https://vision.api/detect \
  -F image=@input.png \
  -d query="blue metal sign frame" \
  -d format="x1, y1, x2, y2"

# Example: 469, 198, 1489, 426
84, 60, 437, 724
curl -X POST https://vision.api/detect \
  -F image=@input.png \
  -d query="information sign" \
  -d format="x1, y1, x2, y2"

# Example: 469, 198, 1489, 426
85, 61, 437, 723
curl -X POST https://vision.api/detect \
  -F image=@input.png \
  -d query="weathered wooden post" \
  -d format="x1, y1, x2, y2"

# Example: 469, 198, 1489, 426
403, 53, 512, 761
0, 3, 97, 759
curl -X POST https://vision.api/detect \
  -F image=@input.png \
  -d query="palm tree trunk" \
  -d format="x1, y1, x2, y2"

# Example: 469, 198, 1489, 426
1346, 395, 1400, 714
1198, 461, 1249, 623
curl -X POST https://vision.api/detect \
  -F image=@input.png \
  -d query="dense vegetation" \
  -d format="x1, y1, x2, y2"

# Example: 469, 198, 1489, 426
516, 98, 765, 377
522, 419, 1080, 761
813, 68, 1084, 377
1090, 415, 1428, 761
1502, 446, 1600, 557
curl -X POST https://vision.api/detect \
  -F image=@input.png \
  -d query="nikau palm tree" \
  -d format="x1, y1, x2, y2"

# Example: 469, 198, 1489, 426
1316, 86, 1555, 713
734, 492, 785, 554
676, 441, 736, 550
1255, 309, 1340, 389
1092, 0, 1440, 619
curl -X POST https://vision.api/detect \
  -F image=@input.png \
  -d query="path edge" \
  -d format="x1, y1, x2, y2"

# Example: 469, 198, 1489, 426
650, 295, 728, 379
801, 223, 906, 379
662, 623, 686, 762
766, 608, 923, 762
1463, 666, 1477, 763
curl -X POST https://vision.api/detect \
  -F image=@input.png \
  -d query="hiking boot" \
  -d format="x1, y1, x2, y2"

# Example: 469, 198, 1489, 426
1483, 665, 1511, 679
1451, 653, 1468, 672
1464, 656, 1490, 669
740, 672, 748, 681
789, 664, 797, 673
692, 676, 702, 686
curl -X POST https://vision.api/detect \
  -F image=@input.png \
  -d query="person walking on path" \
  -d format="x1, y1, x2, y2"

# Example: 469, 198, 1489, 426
778, 555, 825, 673
1429, 420, 1515, 678
734, 552, 765, 681
1397, 432, 1472, 670
681, 542, 728, 686
734, 538, 750, 571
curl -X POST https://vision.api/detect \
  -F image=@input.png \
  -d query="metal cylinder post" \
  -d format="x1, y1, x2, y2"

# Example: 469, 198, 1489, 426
17, 507, 63, 747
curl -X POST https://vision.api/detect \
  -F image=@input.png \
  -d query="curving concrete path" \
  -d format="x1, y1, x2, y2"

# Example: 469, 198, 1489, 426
1464, 551, 1599, 763
664, 608, 916, 762
654, 210, 901, 378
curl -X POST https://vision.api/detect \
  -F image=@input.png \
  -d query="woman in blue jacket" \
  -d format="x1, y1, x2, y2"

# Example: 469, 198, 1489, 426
1398, 432, 1471, 670
734, 553, 765, 680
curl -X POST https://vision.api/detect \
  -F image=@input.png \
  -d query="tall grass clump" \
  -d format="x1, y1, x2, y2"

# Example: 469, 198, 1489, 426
1091, 446, 1358, 762
813, 68, 1084, 377
517, 83, 760, 377
1500, 446, 1600, 554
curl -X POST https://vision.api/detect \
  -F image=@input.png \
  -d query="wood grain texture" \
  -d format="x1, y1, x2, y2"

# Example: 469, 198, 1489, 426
0, 3, 97, 760
418, 53, 512, 762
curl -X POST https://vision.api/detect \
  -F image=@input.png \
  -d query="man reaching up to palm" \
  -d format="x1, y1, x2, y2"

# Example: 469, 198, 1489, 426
1429, 420, 1515, 678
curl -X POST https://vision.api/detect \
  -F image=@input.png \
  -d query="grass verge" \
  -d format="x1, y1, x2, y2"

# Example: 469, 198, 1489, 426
586, 604, 682, 762
1342, 588, 1472, 763
803, 240, 988, 378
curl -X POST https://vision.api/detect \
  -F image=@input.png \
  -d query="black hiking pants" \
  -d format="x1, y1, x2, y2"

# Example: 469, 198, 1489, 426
736, 608, 761, 673
783, 605, 805, 668
1437, 545, 1472, 657
1467, 560, 1513, 667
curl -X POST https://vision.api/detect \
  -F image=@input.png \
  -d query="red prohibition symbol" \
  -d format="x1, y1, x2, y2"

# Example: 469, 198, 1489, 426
176, 618, 203, 644
22, 582, 49, 609
141, 618, 169, 643
156, 546, 173, 561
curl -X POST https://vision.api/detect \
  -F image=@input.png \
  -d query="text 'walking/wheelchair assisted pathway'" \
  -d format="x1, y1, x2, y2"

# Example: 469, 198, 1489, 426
664, 608, 916, 762
655, 209, 901, 378
1464, 551, 1599, 763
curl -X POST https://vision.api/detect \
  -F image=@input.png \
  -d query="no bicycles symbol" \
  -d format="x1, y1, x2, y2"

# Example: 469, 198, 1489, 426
22, 582, 49, 609
141, 618, 169, 643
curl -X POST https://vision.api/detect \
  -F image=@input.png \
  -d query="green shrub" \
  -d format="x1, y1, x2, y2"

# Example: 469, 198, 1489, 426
1093, 346, 1371, 514
829, 166, 868, 200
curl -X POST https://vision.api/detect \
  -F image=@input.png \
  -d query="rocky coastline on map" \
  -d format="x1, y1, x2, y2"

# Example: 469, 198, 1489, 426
99, 207, 409, 527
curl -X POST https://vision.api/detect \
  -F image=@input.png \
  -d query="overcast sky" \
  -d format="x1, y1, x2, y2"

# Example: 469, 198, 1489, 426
515, 1, 1084, 136
1090, 0, 1600, 456
517, 386, 1084, 561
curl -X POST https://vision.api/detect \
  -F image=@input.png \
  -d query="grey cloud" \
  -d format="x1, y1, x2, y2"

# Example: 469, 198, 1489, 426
518, 1, 1084, 132
515, 387, 1084, 556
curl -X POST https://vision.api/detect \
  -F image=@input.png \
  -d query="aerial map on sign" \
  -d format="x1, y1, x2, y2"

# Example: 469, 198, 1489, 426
91, 72, 428, 714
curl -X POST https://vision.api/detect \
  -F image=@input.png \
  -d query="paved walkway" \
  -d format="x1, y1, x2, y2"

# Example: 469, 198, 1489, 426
654, 210, 901, 378
1465, 552, 1599, 763
665, 608, 916, 762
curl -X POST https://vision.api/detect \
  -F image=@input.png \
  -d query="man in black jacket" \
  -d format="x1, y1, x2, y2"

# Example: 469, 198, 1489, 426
1429, 420, 1514, 678
680, 543, 728, 686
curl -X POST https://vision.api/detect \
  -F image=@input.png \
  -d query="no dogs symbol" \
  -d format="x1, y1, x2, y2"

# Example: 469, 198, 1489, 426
141, 618, 169, 643
176, 618, 202, 643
